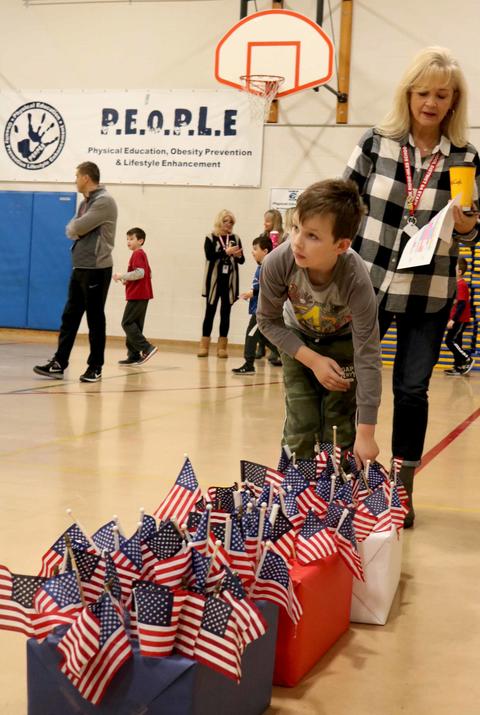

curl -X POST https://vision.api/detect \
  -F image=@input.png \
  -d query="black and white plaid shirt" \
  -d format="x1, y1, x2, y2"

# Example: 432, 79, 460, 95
344, 128, 479, 314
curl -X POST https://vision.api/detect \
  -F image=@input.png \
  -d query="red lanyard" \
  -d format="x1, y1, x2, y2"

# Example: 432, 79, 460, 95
401, 146, 440, 223
218, 235, 230, 251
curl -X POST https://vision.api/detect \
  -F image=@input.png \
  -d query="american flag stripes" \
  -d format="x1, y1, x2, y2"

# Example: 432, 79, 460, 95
134, 583, 184, 658
61, 593, 133, 705
249, 549, 302, 624
154, 457, 202, 525
220, 568, 266, 646
225, 518, 255, 583
33, 571, 82, 615
174, 590, 206, 658
296, 511, 336, 565
334, 510, 365, 582
154, 545, 192, 590
57, 605, 101, 678
193, 596, 242, 682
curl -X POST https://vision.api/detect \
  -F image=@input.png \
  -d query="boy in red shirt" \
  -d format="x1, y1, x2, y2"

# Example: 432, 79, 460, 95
444, 257, 473, 376
113, 227, 157, 366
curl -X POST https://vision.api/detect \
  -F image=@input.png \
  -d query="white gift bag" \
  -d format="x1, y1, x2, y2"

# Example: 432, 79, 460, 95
350, 526, 403, 625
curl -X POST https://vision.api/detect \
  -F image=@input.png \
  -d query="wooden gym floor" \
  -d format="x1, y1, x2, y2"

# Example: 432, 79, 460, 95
0, 328, 478, 715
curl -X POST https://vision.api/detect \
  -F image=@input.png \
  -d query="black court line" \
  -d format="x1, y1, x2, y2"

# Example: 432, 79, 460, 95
4, 372, 283, 396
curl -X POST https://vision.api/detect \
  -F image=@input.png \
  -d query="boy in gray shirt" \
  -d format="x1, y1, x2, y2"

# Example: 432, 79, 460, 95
257, 179, 382, 467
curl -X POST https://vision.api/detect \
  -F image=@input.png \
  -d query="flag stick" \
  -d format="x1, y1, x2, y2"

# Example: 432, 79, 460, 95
180, 523, 192, 542
256, 503, 267, 564
332, 425, 339, 475
224, 517, 232, 551
335, 508, 350, 534
206, 539, 221, 582
278, 489, 287, 516
112, 525, 120, 552
269, 503, 280, 529
139, 507, 145, 525
136, 521, 143, 536
360, 459, 372, 494
113, 515, 125, 538
248, 540, 271, 596
267, 483, 274, 509
65, 508, 98, 551
64, 534, 87, 606
329, 474, 336, 503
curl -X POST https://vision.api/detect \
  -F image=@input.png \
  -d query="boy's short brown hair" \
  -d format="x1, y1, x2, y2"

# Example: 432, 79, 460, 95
457, 257, 468, 275
296, 179, 364, 241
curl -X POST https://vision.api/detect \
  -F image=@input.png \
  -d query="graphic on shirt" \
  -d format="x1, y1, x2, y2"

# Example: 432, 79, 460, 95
4, 101, 66, 170
288, 281, 351, 335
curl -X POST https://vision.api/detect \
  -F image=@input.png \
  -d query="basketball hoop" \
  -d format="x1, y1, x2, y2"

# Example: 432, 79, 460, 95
239, 74, 285, 122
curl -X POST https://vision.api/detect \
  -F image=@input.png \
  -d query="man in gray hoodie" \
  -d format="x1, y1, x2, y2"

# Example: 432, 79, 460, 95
34, 161, 117, 383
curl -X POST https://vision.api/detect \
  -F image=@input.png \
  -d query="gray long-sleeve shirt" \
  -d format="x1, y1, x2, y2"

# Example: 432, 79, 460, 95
66, 185, 117, 269
257, 241, 382, 425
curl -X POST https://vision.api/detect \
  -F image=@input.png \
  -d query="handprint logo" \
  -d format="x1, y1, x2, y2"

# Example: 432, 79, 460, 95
4, 101, 66, 170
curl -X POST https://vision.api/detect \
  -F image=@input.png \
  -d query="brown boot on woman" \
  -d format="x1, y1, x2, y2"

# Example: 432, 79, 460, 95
217, 337, 228, 358
197, 337, 210, 357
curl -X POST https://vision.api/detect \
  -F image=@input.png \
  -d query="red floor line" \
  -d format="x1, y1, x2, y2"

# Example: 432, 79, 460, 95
416, 407, 480, 473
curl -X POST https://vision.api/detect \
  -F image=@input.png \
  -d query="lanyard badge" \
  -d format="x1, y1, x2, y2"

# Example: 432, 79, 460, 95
401, 146, 440, 224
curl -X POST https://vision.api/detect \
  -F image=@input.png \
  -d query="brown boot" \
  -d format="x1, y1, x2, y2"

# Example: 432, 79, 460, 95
197, 337, 210, 357
217, 337, 228, 358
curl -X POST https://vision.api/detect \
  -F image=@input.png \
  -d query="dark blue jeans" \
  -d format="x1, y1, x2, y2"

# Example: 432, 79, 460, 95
379, 304, 451, 466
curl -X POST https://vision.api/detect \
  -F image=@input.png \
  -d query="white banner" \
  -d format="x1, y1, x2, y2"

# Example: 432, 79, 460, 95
0, 90, 264, 187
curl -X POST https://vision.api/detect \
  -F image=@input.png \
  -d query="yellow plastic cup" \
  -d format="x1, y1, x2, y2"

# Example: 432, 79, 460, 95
449, 164, 475, 210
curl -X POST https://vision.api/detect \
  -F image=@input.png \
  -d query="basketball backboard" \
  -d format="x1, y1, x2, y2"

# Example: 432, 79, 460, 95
215, 9, 334, 98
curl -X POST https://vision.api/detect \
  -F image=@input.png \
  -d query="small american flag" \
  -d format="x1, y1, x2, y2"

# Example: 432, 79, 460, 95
191, 509, 210, 556
34, 571, 82, 615
134, 583, 183, 658
154, 457, 203, 525
193, 596, 242, 682
39, 524, 90, 578
263, 509, 296, 563
154, 545, 192, 591
352, 500, 378, 543
141, 521, 184, 581
334, 510, 365, 582
225, 518, 255, 584
65, 546, 104, 604
220, 567, 266, 645
174, 590, 206, 658
138, 514, 157, 544
0, 565, 46, 637
365, 489, 392, 533
57, 605, 100, 679
249, 549, 302, 624
111, 532, 142, 600
92, 521, 125, 554
296, 510, 336, 565
61, 593, 133, 705
384, 481, 409, 532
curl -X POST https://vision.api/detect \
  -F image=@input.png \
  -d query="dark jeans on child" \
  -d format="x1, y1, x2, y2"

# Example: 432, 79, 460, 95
281, 331, 356, 458
55, 267, 112, 368
122, 300, 151, 357
244, 315, 276, 366
445, 322, 469, 368
378, 303, 450, 466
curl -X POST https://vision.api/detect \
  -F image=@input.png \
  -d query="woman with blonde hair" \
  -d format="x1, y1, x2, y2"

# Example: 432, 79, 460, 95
344, 46, 479, 527
198, 209, 244, 358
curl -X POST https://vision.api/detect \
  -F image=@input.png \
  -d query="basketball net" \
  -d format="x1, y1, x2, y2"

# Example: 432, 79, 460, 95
239, 74, 285, 122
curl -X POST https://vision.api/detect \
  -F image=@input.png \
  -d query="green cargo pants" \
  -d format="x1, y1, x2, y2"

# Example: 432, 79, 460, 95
281, 332, 356, 459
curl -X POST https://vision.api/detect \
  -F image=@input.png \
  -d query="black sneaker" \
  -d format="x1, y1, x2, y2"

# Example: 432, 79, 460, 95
118, 355, 140, 365
444, 368, 462, 376
136, 345, 158, 366
33, 359, 64, 379
232, 363, 255, 375
268, 357, 282, 366
79, 367, 102, 383
457, 356, 474, 375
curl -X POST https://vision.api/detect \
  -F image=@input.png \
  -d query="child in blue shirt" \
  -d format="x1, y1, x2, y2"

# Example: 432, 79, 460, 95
232, 235, 274, 375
